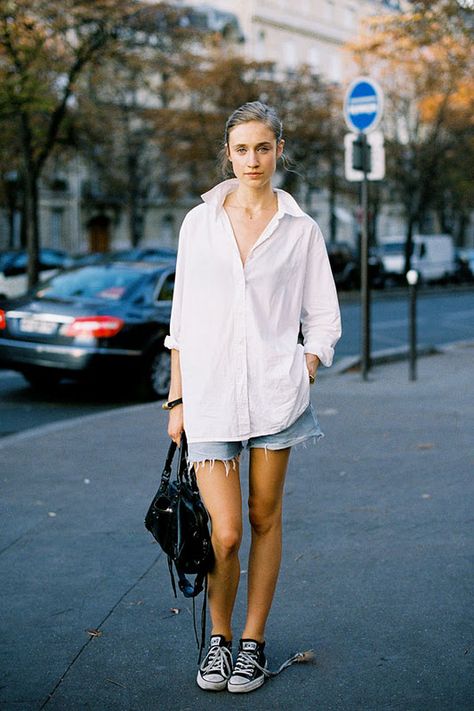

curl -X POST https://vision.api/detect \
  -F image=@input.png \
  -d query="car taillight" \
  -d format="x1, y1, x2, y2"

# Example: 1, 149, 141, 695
60, 316, 124, 338
0, 309, 6, 329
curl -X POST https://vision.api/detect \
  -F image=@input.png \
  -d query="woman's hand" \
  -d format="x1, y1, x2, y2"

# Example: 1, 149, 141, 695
168, 404, 184, 446
305, 353, 320, 382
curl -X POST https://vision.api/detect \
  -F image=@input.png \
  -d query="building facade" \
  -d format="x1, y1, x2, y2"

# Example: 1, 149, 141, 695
0, 0, 409, 255
179, 0, 401, 83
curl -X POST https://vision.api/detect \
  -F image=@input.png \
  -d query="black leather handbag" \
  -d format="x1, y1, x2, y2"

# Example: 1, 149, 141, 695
145, 432, 214, 599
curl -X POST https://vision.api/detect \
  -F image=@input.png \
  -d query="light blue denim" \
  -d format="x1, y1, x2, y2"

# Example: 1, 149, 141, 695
188, 403, 322, 474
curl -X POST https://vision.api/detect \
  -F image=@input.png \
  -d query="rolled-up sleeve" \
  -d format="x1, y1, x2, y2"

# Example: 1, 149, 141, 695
164, 219, 188, 351
300, 224, 342, 367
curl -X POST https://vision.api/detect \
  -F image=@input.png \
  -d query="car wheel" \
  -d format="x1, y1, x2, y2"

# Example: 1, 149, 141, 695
140, 348, 171, 400
22, 368, 61, 391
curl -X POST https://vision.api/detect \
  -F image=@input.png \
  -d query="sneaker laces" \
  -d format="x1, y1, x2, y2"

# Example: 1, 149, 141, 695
232, 649, 268, 679
200, 643, 232, 677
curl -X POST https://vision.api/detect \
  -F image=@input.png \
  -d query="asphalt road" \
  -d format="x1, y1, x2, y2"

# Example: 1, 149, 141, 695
337, 287, 474, 358
1, 344, 473, 709
0, 372, 138, 438
1, 287, 473, 437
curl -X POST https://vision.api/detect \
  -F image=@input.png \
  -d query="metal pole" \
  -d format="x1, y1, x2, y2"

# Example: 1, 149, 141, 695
360, 133, 370, 381
407, 270, 418, 381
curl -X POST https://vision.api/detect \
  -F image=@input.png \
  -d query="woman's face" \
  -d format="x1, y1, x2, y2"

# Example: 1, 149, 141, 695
226, 120, 284, 189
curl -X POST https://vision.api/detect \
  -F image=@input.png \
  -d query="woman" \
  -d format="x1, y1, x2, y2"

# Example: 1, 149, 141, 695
164, 101, 341, 694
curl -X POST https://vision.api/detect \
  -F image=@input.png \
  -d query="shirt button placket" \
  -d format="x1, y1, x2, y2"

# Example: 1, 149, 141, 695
236, 269, 250, 434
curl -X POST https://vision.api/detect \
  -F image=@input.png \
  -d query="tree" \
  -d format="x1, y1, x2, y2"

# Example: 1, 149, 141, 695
0, 0, 144, 286
268, 71, 349, 242
143, 53, 349, 234
349, 0, 474, 266
73, 3, 209, 247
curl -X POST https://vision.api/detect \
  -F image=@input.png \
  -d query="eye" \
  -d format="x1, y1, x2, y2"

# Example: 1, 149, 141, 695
258, 147, 270, 153
236, 148, 247, 154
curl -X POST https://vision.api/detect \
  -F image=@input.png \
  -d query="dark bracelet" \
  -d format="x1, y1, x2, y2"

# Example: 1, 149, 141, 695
162, 397, 183, 411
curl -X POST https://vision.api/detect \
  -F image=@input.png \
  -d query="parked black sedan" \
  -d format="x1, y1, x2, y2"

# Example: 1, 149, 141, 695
0, 261, 175, 399
327, 242, 385, 290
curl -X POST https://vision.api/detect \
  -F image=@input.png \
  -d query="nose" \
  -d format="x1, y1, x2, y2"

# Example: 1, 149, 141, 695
247, 151, 259, 167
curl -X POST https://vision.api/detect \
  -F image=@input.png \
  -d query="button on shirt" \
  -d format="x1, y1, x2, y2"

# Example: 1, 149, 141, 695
164, 179, 341, 444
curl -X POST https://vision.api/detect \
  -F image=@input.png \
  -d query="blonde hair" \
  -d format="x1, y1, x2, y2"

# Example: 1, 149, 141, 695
219, 101, 284, 177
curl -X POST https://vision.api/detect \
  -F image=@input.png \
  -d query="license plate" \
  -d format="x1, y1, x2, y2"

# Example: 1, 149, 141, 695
19, 318, 57, 335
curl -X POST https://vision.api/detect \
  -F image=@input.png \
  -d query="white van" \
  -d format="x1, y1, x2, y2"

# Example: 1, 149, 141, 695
379, 234, 456, 284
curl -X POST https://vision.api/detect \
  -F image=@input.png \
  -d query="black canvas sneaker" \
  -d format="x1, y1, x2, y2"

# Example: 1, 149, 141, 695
227, 638, 267, 693
196, 635, 233, 691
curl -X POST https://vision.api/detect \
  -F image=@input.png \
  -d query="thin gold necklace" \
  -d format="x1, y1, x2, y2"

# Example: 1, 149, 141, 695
233, 194, 277, 220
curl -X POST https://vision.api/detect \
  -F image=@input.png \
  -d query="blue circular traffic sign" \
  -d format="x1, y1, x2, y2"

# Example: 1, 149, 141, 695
344, 77, 384, 133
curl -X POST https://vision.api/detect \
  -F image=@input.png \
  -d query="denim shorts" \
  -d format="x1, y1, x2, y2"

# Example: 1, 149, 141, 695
188, 403, 323, 473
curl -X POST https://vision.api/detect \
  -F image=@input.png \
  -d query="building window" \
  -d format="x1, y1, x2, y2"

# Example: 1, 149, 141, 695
325, 0, 335, 21
161, 214, 175, 245
344, 5, 356, 28
283, 41, 297, 69
329, 54, 342, 82
308, 47, 321, 74
255, 29, 266, 61
50, 208, 64, 248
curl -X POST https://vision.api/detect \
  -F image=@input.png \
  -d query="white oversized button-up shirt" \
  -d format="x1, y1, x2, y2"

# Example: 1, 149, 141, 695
165, 179, 341, 443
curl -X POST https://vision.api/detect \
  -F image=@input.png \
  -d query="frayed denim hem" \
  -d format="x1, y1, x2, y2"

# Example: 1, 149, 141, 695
251, 432, 324, 459
188, 454, 241, 476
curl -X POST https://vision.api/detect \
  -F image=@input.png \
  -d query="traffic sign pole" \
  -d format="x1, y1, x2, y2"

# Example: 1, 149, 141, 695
344, 77, 384, 381
360, 133, 371, 381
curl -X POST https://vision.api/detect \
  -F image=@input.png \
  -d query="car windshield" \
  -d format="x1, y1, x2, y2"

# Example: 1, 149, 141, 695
36, 266, 145, 301
381, 243, 404, 255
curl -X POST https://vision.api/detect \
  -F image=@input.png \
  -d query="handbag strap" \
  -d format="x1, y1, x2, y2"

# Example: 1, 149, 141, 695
159, 431, 197, 492
177, 432, 197, 490
177, 432, 201, 494
159, 439, 177, 489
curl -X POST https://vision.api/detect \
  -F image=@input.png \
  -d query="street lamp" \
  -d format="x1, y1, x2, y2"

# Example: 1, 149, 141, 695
406, 269, 419, 381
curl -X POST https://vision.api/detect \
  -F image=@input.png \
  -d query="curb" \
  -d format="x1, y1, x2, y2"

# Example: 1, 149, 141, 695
337, 283, 474, 304
332, 338, 474, 374
1, 339, 472, 446
0, 400, 160, 450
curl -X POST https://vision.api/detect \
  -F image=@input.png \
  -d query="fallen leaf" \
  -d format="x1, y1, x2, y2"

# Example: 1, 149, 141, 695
421, 493, 432, 499
319, 408, 338, 416
48, 512, 57, 517
87, 628, 102, 638
170, 607, 180, 615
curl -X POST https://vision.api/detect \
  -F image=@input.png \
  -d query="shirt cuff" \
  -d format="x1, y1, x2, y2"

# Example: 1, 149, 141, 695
164, 335, 179, 350
303, 342, 334, 368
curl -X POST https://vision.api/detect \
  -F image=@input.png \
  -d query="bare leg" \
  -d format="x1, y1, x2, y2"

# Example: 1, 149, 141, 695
242, 447, 291, 642
195, 460, 243, 642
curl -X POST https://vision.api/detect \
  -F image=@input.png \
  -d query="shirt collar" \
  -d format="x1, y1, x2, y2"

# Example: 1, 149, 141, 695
201, 179, 305, 218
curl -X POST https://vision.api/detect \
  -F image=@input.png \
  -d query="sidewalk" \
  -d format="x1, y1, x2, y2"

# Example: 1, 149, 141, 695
1, 343, 473, 711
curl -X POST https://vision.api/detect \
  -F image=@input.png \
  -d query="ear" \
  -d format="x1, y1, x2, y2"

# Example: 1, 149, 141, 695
277, 139, 285, 158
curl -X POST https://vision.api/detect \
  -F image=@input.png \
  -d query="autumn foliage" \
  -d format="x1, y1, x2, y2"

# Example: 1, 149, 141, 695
349, 0, 474, 248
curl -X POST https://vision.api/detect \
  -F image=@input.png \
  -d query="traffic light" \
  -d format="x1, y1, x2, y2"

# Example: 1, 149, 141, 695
352, 134, 372, 173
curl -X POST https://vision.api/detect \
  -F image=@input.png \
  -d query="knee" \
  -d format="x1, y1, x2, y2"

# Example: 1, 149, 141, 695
212, 527, 242, 558
248, 502, 281, 536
